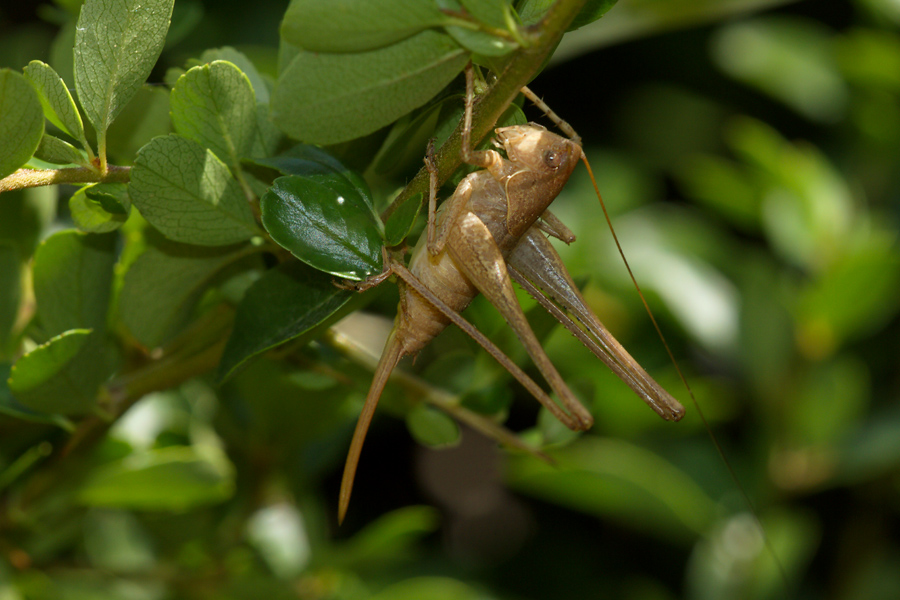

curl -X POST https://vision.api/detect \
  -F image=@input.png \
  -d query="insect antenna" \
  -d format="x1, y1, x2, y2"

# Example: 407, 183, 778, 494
579, 157, 793, 596
520, 82, 792, 595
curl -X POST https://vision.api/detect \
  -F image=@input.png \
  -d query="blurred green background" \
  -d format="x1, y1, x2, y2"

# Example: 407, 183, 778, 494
2, 0, 900, 599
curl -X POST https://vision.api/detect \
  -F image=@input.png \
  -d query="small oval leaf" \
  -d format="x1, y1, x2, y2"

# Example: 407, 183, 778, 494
0, 69, 44, 179
24, 60, 86, 142
261, 174, 383, 280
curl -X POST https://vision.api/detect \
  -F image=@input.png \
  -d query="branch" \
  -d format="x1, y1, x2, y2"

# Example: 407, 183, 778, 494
0, 164, 131, 194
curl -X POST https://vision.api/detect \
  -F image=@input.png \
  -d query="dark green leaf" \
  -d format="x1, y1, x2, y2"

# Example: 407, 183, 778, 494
129, 134, 261, 246
119, 242, 255, 349
217, 261, 355, 381
23, 60, 87, 144
73, 0, 175, 138
78, 446, 234, 510
406, 404, 460, 447
261, 174, 383, 280
0, 69, 44, 179
281, 0, 449, 53
32, 230, 116, 336
385, 193, 423, 246
271, 30, 467, 145
86, 182, 131, 215
170, 61, 257, 168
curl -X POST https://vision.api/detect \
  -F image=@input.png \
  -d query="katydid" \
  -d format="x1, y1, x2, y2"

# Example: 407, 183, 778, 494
337, 65, 685, 523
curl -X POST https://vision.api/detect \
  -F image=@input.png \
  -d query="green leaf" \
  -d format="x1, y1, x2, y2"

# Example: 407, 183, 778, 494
441, 0, 519, 57
86, 182, 131, 215
170, 61, 257, 168
23, 60, 87, 144
69, 185, 130, 233
33, 134, 89, 166
568, 0, 618, 31
73, 0, 175, 139
281, 0, 449, 53
0, 362, 72, 427
32, 230, 116, 336
105, 84, 171, 162
7, 329, 109, 415
271, 29, 467, 145
0, 244, 20, 355
406, 404, 460, 447
217, 261, 354, 382
119, 242, 255, 349
0, 69, 44, 179
197, 47, 270, 105
385, 193, 423, 246
78, 446, 234, 510
129, 134, 260, 246
261, 174, 383, 280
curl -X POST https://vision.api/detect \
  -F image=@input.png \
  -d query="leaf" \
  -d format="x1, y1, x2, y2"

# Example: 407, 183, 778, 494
0, 362, 72, 427
217, 261, 355, 382
261, 174, 383, 280
440, 0, 519, 57
105, 84, 171, 162
32, 230, 116, 337
86, 182, 131, 214
23, 60, 87, 144
78, 446, 234, 510
34, 134, 89, 166
129, 134, 260, 246
170, 61, 257, 168
0, 69, 44, 179
568, 0, 618, 31
74, 0, 175, 139
197, 46, 270, 105
271, 29, 467, 145
406, 404, 460, 448
7, 329, 109, 415
119, 242, 255, 349
385, 193, 423, 246
69, 185, 130, 233
281, 0, 449, 53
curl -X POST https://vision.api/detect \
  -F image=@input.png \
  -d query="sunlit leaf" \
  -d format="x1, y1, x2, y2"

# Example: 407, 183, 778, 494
0, 69, 44, 179
23, 60, 87, 143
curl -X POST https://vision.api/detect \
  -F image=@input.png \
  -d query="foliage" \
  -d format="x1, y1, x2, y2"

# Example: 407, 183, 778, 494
0, 0, 899, 599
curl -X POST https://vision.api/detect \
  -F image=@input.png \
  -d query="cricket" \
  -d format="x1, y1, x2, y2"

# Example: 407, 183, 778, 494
337, 65, 686, 523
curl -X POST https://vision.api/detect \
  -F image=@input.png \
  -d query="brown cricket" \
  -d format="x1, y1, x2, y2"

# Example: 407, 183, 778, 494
338, 66, 685, 523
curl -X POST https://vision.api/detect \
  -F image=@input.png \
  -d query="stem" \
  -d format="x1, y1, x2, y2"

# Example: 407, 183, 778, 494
0, 165, 130, 194
381, 0, 587, 220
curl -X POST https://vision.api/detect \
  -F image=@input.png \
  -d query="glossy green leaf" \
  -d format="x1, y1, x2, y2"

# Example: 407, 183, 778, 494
78, 446, 234, 510
406, 404, 460, 447
7, 329, 105, 415
271, 30, 467, 145
23, 60, 87, 143
217, 261, 354, 381
248, 144, 372, 195
281, 0, 448, 53
385, 193, 423, 246
261, 174, 383, 280
120, 242, 255, 349
170, 61, 257, 168
32, 230, 116, 336
129, 134, 260, 246
33, 134, 89, 166
69, 185, 129, 233
73, 0, 175, 138
0, 69, 44, 179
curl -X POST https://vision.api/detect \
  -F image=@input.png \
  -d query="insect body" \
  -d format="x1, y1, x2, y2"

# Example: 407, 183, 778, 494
338, 67, 684, 522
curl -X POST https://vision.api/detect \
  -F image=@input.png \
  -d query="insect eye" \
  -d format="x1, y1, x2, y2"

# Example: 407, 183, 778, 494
543, 150, 560, 169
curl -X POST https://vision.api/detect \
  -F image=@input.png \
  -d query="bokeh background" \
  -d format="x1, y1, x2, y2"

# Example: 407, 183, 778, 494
1, 0, 899, 599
